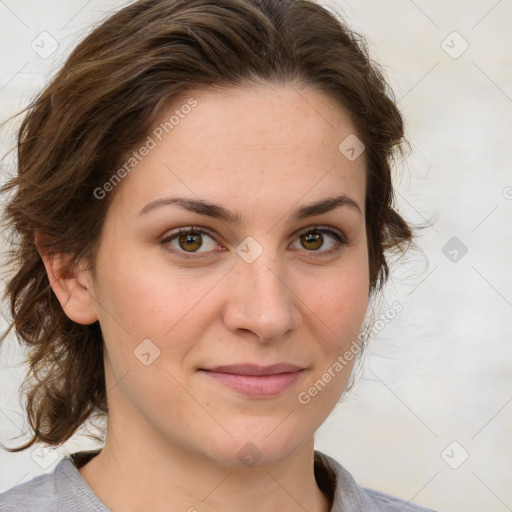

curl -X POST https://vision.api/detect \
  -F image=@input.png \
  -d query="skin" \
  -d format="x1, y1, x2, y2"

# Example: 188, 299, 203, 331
38, 83, 369, 512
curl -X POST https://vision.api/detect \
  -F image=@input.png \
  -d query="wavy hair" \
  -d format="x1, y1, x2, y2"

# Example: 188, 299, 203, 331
0, 0, 414, 452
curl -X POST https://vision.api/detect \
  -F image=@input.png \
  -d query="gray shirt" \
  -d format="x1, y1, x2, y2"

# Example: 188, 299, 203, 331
0, 449, 439, 511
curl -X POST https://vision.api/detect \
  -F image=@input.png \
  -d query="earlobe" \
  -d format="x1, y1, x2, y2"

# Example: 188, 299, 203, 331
35, 233, 99, 325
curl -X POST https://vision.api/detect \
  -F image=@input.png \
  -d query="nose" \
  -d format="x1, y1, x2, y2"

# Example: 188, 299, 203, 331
222, 254, 301, 343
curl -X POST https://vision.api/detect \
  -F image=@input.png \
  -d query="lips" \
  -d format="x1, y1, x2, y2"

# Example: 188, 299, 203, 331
198, 363, 305, 397
202, 363, 304, 376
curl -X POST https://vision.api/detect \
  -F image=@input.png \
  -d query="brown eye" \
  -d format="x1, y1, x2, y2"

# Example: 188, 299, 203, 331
300, 231, 324, 250
291, 227, 346, 255
178, 232, 203, 252
162, 227, 218, 255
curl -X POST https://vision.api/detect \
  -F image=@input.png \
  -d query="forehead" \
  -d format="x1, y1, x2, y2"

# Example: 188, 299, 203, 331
159, 83, 360, 152
110, 84, 366, 216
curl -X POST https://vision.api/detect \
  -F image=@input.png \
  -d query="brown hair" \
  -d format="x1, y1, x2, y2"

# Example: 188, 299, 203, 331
0, 0, 414, 452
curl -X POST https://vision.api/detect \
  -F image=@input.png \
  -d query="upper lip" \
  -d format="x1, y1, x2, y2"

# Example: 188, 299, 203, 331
200, 363, 305, 376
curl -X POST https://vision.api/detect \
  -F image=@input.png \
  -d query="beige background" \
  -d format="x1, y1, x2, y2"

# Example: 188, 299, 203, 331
1, 1, 511, 511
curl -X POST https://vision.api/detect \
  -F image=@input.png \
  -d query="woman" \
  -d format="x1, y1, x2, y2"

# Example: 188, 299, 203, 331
0, 0, 437, 510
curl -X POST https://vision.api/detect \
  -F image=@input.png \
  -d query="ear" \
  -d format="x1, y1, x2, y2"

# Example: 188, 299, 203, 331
35, 233, 99, 325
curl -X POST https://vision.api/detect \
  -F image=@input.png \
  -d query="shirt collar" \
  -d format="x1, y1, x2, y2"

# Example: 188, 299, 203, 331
65, 448, 379, 512
314, 450, 381, 512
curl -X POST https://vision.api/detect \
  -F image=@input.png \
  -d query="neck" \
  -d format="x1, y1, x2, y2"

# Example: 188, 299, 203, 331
78, 431, 331, 512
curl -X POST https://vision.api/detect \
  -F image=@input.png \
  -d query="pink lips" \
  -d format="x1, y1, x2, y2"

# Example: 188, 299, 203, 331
199, 363, 305, 397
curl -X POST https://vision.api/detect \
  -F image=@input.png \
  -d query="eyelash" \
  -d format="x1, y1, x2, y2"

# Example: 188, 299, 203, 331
160, 225, 347, 260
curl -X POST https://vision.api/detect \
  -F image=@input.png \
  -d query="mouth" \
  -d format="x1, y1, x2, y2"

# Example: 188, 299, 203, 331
198, 363, 306, 397
202, 363, 305, 376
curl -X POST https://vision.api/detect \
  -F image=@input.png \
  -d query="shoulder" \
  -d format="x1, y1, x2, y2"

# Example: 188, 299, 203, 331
0, 454, 107, 512
0, 464, 61, 512
363, 487, 440, 512
313, 450, 440, 512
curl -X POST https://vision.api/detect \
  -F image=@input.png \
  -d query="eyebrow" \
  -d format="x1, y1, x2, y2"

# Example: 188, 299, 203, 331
136, 194, 362, 223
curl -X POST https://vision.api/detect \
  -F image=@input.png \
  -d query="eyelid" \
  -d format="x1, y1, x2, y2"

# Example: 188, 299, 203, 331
160, 226, 221, 259
295, 224, 347, 242
160, 224, 348, 259
292, 225, 348, 256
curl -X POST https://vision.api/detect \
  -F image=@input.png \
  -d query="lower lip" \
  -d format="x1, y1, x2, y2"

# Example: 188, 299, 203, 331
200, 370, 304, 397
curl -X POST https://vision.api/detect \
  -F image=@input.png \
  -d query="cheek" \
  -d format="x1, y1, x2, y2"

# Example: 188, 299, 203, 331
94, 246, 218, 339
93, 232, 369, 355
297, 262, 368, 408
301, 256, 369, 342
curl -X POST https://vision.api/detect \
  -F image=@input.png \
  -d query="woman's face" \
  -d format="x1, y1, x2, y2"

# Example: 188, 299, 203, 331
83, 84, 369, 466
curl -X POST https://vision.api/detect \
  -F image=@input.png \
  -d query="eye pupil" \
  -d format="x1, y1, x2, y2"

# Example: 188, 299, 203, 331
179, 232, 202, 252
301, 231, 323, 250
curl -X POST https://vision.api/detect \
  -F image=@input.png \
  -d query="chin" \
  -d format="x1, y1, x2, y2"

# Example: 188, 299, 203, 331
199, 426, 310, 469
